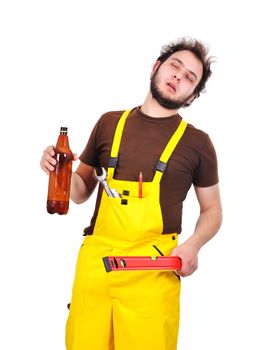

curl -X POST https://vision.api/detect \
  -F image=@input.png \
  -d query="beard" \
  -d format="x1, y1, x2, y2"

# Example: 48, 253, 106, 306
150, 70, 192, 110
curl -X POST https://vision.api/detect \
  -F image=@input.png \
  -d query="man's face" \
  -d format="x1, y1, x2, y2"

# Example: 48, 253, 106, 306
150, 50, 203, 109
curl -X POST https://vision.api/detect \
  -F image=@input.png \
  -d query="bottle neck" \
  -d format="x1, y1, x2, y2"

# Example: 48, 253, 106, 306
56, 134, 70, 148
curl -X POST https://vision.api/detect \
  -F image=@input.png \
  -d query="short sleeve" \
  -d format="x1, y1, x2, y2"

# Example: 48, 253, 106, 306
193, 135, 219, 187
79, 120, 100, 168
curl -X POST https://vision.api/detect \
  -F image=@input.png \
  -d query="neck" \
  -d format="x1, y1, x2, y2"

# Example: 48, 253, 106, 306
141, 91, 179, 118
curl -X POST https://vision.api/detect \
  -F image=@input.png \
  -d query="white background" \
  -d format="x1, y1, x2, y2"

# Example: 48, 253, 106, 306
0, 0, 261, 349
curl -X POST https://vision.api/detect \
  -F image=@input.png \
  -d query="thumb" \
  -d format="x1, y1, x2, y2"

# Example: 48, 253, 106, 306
170, 246, 180, 257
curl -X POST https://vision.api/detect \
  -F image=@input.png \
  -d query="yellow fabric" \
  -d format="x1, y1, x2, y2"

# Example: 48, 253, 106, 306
107, 109, 131, 180
66, 234, 180, 350
66, 110, 188, 350
153, 119, 187, 183
93, 179, 163, 241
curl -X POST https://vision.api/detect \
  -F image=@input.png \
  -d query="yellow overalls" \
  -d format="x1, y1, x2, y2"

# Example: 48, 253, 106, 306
66, 110, 187, 350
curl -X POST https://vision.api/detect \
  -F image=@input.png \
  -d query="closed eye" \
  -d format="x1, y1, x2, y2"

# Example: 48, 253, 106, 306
186, 74, 194, 83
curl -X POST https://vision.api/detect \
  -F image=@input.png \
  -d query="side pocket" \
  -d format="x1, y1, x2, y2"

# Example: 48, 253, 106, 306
152, 245, 180, 281
152, 244, 164, 256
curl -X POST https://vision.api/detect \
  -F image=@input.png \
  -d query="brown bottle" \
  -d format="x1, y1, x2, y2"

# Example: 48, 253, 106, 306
47, 127, 73, 215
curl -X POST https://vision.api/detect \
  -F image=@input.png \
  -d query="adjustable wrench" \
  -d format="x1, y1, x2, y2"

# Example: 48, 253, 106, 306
94, 167, 121, 198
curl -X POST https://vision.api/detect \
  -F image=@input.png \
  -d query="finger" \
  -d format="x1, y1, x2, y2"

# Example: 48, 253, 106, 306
40, 154, 56, 171
176, 269, 185, 277
45, 153, 57, 166
177, 264, 197, 277
42, 159, 55, 172
40, 160, 51, 175
173, 270, 181, 279
170, 248, 180, 257
73, 153, 78, 161
177, 270, 190, 277
46, 145, 55, 156
43, 167, 50, 175
41, 153, 56, 167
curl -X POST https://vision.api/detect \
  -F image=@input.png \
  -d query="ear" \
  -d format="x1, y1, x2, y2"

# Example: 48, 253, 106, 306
185, 93, 197, 107
187, 94, 196, 104
150, 61, 161, 77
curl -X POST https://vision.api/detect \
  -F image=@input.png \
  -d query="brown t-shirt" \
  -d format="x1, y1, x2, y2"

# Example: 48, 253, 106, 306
80, 107, 219, 235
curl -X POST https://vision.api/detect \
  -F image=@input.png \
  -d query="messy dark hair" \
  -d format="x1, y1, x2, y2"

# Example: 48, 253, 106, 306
157, 37, 215, 102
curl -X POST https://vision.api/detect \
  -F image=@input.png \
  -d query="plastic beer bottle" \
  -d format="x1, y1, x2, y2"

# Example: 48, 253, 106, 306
47, 127, 73, 214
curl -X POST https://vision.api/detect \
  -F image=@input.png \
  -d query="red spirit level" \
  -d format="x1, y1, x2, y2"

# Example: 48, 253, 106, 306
102, 256, 182, 272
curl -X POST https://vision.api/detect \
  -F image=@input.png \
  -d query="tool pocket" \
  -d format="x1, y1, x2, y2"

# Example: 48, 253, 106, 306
94, 179, 163, 239
95, 193, 147, 240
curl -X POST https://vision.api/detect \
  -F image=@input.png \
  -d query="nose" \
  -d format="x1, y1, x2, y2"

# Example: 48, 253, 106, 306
173, 73, 181, 82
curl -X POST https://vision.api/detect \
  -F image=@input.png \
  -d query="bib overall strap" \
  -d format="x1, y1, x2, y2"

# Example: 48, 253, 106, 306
153, 120, 188, 184
107, 110, 131, 180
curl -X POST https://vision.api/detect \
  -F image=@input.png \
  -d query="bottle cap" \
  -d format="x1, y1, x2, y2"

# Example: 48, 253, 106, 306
60, 127, 68, 135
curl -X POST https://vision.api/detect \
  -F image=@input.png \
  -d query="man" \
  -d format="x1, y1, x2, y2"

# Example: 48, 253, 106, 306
41, 37, 222, 350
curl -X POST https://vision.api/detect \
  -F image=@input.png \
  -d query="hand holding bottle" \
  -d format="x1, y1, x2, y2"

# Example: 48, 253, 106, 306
40, 127, 78, 215
40, 145, 78, 175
